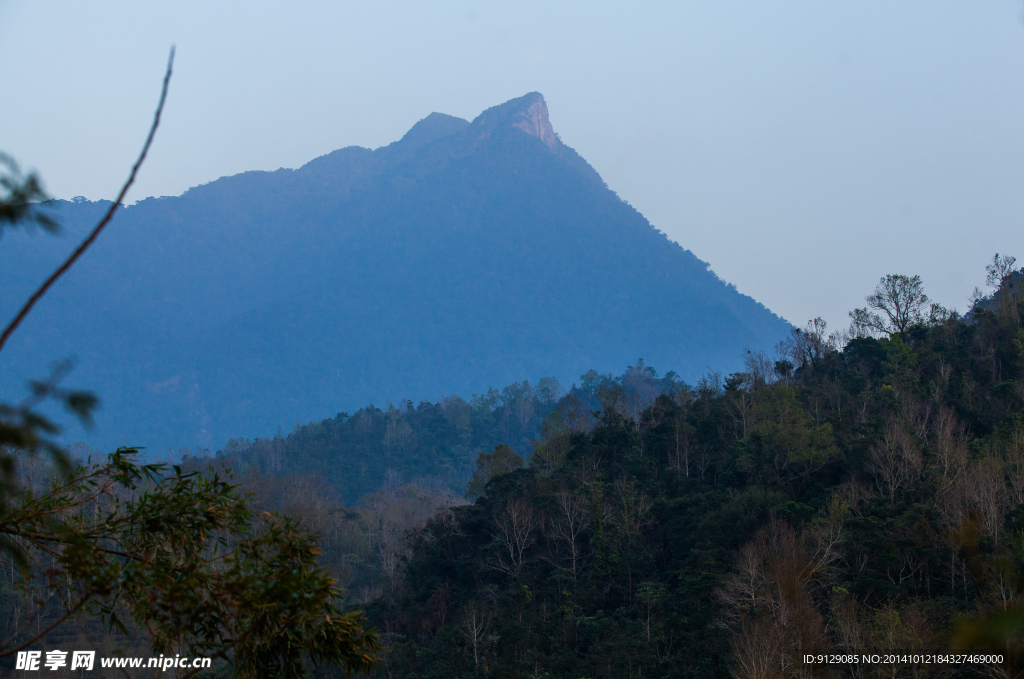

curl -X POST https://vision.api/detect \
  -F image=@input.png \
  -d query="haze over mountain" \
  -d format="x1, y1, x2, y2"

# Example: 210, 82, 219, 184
1, 93, 791, 452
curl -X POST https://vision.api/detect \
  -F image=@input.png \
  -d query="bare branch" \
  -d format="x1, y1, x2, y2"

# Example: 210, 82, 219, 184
0, 47, 175, 354
0, 597, 87, 657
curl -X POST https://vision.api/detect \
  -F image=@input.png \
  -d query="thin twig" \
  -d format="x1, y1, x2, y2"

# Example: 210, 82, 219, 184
6, 468, 115, 511
0, 529, 217, 575
0, 597, 87, 657
9, 480, 113, 517
0, 47, 175, 354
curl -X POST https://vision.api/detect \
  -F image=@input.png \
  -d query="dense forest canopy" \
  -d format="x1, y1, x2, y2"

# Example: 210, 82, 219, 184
208, 367, 681, 503
332, 261, 1024, 679
132, 258, 1024, 679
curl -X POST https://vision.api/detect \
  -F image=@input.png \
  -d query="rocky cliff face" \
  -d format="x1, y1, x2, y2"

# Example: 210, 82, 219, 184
510, 95, 559, 150
466, 92, 558, 151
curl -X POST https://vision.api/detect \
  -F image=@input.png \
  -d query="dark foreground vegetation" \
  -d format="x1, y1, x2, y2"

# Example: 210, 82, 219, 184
0, 74, 380, 678
351, 262, 1024, 679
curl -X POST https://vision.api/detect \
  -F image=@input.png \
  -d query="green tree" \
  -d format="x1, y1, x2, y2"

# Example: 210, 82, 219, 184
2, 451, 378, 676
464, 443, 524, 499
850, 274, 930, 337
750, 384, 841, 483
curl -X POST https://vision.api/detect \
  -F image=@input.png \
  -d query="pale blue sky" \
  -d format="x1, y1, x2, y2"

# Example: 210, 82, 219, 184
1, 1, 1022, 335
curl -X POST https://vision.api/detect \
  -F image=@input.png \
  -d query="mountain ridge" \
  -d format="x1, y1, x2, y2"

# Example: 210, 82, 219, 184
0, 92, 791, 452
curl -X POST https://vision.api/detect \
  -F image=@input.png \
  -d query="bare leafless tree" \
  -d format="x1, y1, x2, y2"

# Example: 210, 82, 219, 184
458, 601, 492, 677
543, 490, 591, 586
776, 318, 837, 372
828, 590, 862, 656
805, 496, 848, 584
717, 542, 765, 626
869, 423, 921, 502
613, 477, 653, 597
986, 253, 1018, 288
618, 359, 660, 430
718, 518, 830, 679
728, 388, 754, 441
694, 442, 714, 481
932, 407, 969, 486
492, 498, 539, 576
1004, 424, 1024, 507
836, 478, 876, 516
668, 421, 691, 477
743, 350, 774, 389
968, 456, 1009, 543
730, 618, 786, 679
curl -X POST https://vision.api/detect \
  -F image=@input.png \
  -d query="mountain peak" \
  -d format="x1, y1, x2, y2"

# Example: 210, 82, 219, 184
13, 92, 791, 455
472, 92, 558, 150
397, 112, 470, 151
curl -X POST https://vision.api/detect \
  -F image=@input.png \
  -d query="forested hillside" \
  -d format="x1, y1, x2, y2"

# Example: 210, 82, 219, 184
0, 92, 790, 454
210, 366, 681, 503
356, 263, 1024, 679
5, 262, 1021, 678
212, 379, 565, 502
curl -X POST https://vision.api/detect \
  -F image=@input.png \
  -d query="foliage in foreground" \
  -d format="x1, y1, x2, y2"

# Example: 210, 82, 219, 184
0, 449, 379, 677
1, 136, 380, 675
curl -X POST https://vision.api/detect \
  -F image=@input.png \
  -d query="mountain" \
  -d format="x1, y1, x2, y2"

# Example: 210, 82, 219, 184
0, 93, 791, 452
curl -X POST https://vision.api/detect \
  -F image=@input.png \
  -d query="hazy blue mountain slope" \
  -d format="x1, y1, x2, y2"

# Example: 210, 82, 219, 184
0, 93, 791, 451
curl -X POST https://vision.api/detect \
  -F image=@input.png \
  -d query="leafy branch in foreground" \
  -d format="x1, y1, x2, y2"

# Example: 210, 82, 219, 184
0, 46, 379, 675
0, 449, 378, 676
0, 152, 57, 237
0, 47, 176, 496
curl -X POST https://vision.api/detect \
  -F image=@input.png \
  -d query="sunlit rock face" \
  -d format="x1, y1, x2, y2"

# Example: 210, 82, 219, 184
508, 95, 558, 150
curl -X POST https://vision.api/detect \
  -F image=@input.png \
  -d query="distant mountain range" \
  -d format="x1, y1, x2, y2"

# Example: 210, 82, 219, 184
0, 93, 791, 452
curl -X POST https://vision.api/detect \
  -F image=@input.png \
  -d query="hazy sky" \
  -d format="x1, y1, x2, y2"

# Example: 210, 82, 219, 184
1, 1, 1022, 336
